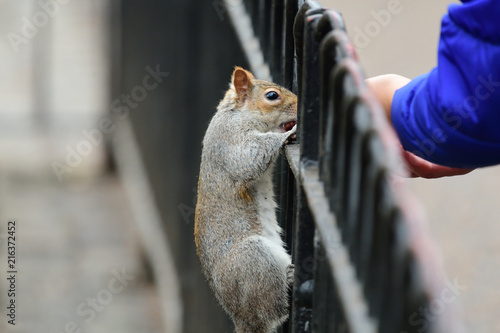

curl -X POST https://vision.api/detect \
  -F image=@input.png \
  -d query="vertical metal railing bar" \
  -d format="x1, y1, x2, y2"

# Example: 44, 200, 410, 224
351, 132, 374, 276
270, 0, 285, 83
290, 189, 315, 333
287, 174, 298, 251
284, 0, 300, 92
315, 13, 347, 189
290, 8, 324, 331
289, 9, 324, 332
366, 176, 393, 319
262, 0, 272, 61
328, 62, 363, 219
295, 16, 340, 333
276, 0, 298, 328
317, 30, 354, 197
340, 98, 363, 247
293, 0, 322, 91
275, 6, 300, 317
380, 210, 407, 333
332, 79, 357, 229
401, 257, 430, 333
276, 158, 297, 253
253, 0, 262, 38
276, 162, 297, 333
294, 5, 324, 164
244, 0, 253, 32
361, 172, 385, 317
358, 136, 386, 285
294, 6, 349, 332
311, 238, 328, 332
344, 104, 371, 262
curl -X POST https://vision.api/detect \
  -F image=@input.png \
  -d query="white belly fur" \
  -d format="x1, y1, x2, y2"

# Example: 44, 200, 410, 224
254, 167, 291, 267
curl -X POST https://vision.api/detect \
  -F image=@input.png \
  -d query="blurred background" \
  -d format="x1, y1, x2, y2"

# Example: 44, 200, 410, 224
0, 1, 165, 333
0, 0, 498, 332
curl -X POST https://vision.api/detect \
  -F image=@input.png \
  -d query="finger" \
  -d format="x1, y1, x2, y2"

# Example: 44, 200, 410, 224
401, 149, 474, 178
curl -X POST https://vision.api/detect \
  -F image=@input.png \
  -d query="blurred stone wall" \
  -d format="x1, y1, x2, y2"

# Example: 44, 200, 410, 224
0, 0, 110, 179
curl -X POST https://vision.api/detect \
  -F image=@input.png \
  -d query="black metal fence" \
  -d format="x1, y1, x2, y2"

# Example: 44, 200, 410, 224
115, 0, 464, 332
228, 0, 463, 332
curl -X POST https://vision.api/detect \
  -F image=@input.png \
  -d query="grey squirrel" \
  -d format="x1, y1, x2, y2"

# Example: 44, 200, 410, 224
195, 67, 297, 333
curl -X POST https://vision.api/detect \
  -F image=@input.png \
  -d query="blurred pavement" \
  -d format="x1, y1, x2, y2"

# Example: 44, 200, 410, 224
0, 174, 163, 333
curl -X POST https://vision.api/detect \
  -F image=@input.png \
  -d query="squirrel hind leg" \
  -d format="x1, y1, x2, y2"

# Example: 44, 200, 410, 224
220, 237, 290, 333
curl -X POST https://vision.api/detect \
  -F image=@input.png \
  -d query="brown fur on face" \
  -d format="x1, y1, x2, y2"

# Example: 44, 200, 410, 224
232, 68, 297, 114
252, 82, 297, 115
231, 67, 297, 133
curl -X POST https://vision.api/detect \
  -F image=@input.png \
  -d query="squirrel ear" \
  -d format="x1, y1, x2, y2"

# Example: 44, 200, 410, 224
232, 67, 254, 99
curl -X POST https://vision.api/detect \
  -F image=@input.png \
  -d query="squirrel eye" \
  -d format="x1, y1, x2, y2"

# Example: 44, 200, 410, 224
265, 91, 280, 101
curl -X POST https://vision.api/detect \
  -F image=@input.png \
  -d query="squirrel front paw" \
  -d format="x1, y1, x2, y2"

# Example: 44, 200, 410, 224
284, 124, 297, 145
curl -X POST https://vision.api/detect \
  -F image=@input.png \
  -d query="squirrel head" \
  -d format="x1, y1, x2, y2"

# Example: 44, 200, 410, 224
229, 67, 297, 133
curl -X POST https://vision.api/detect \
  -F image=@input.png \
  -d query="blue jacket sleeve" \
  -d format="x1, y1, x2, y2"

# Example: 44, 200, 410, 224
391, 0, 500, 169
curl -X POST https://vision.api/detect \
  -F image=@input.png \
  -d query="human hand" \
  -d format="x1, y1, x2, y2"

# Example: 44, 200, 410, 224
399, 147, 474, 178
366, 74, 411, 122
367, 75, 474, 178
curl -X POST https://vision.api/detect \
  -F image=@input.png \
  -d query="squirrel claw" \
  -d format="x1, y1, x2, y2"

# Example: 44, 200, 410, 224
284, 124, 298, 145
